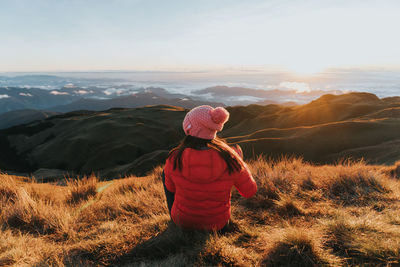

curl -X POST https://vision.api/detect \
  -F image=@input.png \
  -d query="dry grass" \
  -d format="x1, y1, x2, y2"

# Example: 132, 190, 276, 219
260, 227, 341, 266
383, 160, 400, 178
1, 159, 400, 266
0, 174, 19, 204
1, 188, 72, 236
65, 175, 98, 204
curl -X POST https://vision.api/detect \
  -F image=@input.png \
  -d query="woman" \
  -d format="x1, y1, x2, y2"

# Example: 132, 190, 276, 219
163, 105, 257, 231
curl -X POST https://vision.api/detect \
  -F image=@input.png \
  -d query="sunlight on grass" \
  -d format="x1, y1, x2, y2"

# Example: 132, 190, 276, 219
1, 159, 400, 266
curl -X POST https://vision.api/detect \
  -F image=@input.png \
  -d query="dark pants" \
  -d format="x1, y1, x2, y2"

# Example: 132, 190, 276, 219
162, 170, 231, 234
162, 171, 175, 215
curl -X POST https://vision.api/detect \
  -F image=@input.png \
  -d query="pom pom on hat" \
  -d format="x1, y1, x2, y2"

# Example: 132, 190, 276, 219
209, 107, 229, 124
182, 105, 230, 140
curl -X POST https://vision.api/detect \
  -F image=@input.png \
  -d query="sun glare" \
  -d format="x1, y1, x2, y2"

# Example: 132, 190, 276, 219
279, 81, 311, 93
286, 62, 327, 76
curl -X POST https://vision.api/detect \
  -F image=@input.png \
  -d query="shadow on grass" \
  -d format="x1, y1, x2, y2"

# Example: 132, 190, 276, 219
110, 220, 240, 266
111, 222, 208, 265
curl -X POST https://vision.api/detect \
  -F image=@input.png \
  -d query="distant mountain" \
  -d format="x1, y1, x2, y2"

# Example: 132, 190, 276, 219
0, 86, 221, 115
48, 91, 224, 112
139, 87, 188, 99
1, 92, 400, 179
0, 109, 60, 129
0, 86, 223, 128
0, 83, 348, 116
0, 87, 78, 113
193, 85, 345, 105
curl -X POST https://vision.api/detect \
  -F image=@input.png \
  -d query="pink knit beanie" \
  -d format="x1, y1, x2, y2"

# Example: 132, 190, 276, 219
183, 105, 230, 140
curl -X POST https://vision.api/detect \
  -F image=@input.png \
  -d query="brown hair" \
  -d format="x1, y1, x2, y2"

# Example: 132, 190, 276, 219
168, 135, 244, 174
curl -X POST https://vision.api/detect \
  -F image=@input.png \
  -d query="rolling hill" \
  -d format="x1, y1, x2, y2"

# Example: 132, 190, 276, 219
0, 109, 60, 130
0, 92, 399, 179
0, 106, 187, 178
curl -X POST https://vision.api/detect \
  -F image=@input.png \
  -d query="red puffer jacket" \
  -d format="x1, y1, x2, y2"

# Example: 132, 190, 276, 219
164, 148, 257, 230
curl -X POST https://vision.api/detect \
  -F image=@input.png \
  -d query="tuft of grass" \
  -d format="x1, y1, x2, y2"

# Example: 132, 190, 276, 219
261, 227, 341, 267
115, 176, 143, 195
323, 212, 400, 266
0, 174, 19, 204
65, 175, 98, 204
323, 216, 355, 254
1, 188, 71, 236
386, 160, 400, 178
273, 195, 304, 217
300, 176, 317, 191
77, 173, 166, 225
197, 234, 250, 266
239, 157, 301, 210
0, 229, 62, 266
321, 164, 390, 205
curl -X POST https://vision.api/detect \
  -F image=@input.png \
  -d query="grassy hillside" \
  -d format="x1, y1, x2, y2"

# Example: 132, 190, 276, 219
0, 106, 187, 177
1, 92, 400, 179
2, 158, 400, 266
0, 109, 60, 130
224, 93, 400, 164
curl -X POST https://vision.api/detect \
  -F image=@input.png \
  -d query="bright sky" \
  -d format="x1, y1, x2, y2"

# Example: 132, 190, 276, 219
1, 0, 400, 73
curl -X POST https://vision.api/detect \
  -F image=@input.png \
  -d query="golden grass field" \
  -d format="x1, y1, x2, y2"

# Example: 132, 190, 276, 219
2, 158, 400, 266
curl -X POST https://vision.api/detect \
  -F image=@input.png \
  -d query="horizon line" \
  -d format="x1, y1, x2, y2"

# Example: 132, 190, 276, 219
2, 64, 400, 75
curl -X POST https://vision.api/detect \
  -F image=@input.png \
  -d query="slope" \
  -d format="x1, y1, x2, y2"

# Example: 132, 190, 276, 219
0, 92, 399, 178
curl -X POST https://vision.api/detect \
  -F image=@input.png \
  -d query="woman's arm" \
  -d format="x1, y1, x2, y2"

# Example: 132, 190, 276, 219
164, 158, 176, 193
234, 164, 257, 198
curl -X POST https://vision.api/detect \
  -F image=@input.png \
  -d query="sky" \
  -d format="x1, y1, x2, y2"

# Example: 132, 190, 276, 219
1, 0, 400, 73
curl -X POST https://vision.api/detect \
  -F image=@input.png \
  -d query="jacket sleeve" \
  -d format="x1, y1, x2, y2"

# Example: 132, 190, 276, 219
234, 164, 257, 198
164, 158, 176, 193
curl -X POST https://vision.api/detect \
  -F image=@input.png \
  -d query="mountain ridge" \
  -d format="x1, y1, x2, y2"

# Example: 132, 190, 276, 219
0, 92, 399, 179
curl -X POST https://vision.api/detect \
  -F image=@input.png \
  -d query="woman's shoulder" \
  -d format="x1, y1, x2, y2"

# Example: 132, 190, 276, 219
167, 145, 241, 164
168, 147, 223, 162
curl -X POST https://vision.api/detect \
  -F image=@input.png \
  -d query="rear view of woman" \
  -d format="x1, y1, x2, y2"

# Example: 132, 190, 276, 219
163, 105, 257, 231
